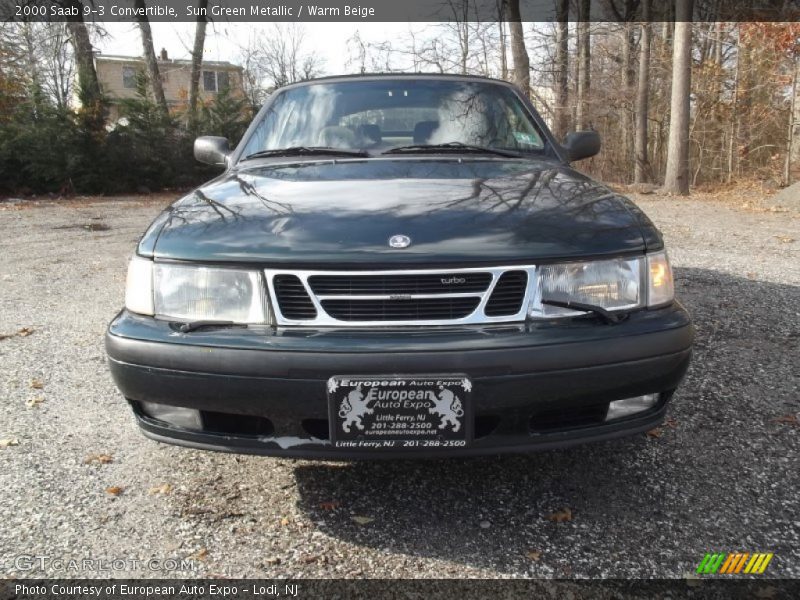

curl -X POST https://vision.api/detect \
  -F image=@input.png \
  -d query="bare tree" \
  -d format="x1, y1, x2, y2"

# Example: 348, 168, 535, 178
19, 23, 75, 111
133, 0, 168, 116
575, 0, 591, 129
345, 30, 368, 75
262, 24, 323, 88
634, 0, 651, 183
238, 24, 323, 100
553, 0, 569, 138
663, 0, 693, 194
188, 0, 208, 129
506, 0, 530, 96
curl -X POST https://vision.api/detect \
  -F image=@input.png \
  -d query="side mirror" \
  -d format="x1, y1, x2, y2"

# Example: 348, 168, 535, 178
194, 136, 230, 166
562, 131, 601, 162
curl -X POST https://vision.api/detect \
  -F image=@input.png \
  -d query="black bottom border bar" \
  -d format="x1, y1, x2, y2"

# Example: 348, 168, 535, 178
2, 579, 799, 600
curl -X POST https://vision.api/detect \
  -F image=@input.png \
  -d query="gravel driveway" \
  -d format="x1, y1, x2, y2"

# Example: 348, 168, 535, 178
0, 192, 797, 580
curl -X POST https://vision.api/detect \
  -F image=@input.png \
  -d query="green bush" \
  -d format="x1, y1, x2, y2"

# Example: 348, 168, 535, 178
0, 78, 251, 196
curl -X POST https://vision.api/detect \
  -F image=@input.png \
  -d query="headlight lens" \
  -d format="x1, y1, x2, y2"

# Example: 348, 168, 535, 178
153, 263, 268, 323
125, 256, 155, 316
528, 250, 675, 319
529, 256, 644, 318
646, 251, 675, 307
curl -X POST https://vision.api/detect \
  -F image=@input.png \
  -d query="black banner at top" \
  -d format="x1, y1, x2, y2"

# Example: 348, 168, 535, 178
1, 0, 799, 23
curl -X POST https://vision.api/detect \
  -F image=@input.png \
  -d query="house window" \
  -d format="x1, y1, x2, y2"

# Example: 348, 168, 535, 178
122, 66, 137, 89
217, 71, 230, 91
203, 70, 232, 93
203, 70, 217, 92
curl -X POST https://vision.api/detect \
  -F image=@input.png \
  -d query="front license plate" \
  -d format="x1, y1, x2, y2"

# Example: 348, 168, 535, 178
328, 375, 472, 450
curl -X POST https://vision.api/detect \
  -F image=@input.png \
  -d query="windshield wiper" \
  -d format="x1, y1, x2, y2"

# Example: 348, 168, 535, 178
540, 299, 629, 325
382, 142, 522, 158
242, 147, 368, 161
173, 320, 248, 333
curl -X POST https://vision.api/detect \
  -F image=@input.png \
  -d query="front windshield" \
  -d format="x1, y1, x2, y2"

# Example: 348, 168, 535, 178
240, 79, 547, 159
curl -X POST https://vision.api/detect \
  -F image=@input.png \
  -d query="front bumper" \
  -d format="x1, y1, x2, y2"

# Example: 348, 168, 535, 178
106, 305, 693, 459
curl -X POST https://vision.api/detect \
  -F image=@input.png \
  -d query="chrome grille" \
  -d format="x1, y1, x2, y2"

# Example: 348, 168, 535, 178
266, 266, 535, 326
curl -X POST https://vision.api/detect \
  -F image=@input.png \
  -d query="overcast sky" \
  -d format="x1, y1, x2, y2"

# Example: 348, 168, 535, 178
97, 22, 422, 74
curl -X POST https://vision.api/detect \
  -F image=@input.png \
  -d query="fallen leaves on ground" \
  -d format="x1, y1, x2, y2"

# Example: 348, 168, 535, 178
772, 414, 799, 428
774, 235, 795, 243
26, 396, 44, 408
148, 483, 173, 495
664, 417, 678, 429
30, 379, 44, 390
105, 486, 124, 496
319, 501, 339, 511
0, 438, 20, 448
0, 327, 34, 341
646, 427, 664, 438
84, 453, 114, 465
279, 517, 291, 526
189, 548, 208, 561
350, 515, 375, 525
526, 551, 542, 561
546, 508, 573, 523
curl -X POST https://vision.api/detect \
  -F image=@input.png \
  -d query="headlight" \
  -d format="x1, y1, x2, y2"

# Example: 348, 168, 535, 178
529, 251, 674, 319
153, 263, 269, 323
125, 256, 155, 316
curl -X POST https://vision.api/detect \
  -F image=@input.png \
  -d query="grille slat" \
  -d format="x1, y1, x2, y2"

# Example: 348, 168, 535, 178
321, 298, 480, 322
273, 275, 317, 320
484, 271, 528, 316
309, 273, 491, 296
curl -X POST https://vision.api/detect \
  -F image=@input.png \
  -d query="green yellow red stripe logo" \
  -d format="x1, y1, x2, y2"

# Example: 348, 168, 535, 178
696, 552, 773, 574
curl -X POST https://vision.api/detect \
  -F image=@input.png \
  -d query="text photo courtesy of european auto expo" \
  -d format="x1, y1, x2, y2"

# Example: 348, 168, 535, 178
0, 0, 798, 597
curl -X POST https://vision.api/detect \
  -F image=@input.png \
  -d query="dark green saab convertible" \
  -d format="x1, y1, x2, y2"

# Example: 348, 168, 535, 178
107, 74, 693, 458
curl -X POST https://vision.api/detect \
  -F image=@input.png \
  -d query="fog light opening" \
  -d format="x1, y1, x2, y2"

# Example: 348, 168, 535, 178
605, 394, 659, 421
140, 402, 202, 430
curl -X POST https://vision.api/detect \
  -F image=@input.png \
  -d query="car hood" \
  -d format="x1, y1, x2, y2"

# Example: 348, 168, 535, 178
143, 159, 658, 266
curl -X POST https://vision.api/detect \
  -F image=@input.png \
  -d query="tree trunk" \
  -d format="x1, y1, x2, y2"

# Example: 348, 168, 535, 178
65, 8, 103, 130
21, 23, 44, 114
575, 0, 591, 130
727, 26, 739, 183
621, 22, 635, 179
634, 0, 651, 183
498, 20, 508, 80
134, 0, 168, 116
507, 0, 530, 97
553, 0, 569, 138
785, 52, 799, 185
663, 0, 693, 195
188, 0, 209, 130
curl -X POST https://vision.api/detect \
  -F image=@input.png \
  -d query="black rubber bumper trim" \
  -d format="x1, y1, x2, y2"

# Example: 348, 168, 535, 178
133, 402, 669, 460
106, 320, 693, 380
